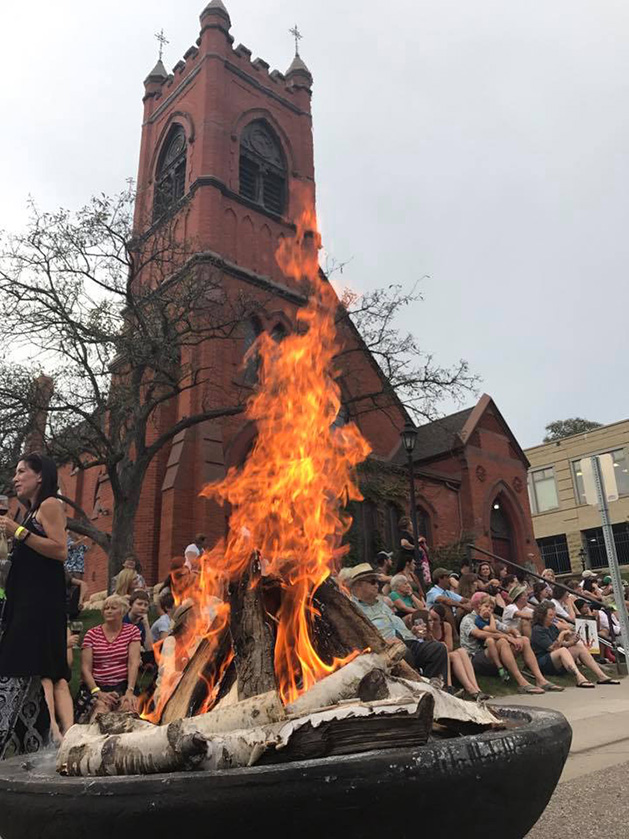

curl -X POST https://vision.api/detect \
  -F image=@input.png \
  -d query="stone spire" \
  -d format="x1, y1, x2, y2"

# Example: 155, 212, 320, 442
144, 58, 168, 86
286, 24, 312, 84
200, 0, 231, 27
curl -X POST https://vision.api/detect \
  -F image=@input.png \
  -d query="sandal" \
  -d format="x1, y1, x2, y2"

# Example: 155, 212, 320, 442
597, 678, 621, 685
576, 680, 595, 688
517, 684, 545, 694
542, 682, 564, 692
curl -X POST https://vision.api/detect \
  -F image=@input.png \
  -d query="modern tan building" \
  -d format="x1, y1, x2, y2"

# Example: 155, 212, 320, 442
525, 420, 629, 574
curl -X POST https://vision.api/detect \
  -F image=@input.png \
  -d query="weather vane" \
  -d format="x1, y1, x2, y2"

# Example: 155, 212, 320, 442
155, 28, 169, 60
289, 24, 303, 57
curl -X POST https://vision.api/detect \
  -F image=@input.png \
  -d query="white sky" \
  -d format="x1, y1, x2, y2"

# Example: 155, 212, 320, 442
2, 0, 628, 447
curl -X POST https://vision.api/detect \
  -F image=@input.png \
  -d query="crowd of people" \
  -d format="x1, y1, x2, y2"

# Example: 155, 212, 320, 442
343, 519, 623, 703
0, 458, 623, 757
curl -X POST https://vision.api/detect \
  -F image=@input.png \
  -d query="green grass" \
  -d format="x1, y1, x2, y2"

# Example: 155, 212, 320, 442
475, 660, 623, 698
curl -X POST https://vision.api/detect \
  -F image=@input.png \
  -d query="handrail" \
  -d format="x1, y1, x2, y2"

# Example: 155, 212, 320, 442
466, 543, 624, 673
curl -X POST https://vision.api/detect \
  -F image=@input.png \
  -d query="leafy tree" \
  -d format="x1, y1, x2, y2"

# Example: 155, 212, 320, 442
543, 418, 603, 443
0, 188, 476, 580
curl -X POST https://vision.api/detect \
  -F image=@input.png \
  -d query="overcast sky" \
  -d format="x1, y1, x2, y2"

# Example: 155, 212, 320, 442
2, 0, 628, 448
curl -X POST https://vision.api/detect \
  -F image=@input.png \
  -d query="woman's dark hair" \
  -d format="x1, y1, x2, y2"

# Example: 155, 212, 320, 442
503, 574, 517, 589
477, 562, 493, 579
582, 578, 596, 593
398, 516, 412, 531
431, 603, 447, 620
532, 581, 549, 600
458, 573, 478, 599
394, 554, 413, 575
551, 584, 567, 601
20, 452, 59, 510
159, 590, 175, 611
533, 600, 555, 626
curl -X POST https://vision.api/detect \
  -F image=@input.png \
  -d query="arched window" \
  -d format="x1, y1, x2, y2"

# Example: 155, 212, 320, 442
242, 317, 263, 386
153, 125, 187, 220
239, 121, 287, 216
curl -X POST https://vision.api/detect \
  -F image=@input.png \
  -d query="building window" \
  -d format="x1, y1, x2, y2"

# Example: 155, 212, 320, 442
528, 467, 559, 514
572, 448, 629, 505
242, 317, 262, 386
582, 523, 629, 569
537, 535, 571, 574
153, 125, 187, 220
239, 121, 286, 216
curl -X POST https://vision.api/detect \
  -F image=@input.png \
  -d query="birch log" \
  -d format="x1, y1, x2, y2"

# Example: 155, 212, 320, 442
57, 719, 209, 777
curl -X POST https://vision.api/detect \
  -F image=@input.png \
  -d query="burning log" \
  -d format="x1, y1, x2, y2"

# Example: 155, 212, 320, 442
159, 627, 232, 724
286, 649, 404, 717
229, 557, 277, 700
384, 676, 501, 729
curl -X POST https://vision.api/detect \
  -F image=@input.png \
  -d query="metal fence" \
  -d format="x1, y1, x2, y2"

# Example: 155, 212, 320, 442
537, 535, 572, 574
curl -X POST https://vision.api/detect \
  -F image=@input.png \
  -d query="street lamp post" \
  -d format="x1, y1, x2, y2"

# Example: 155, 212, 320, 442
401, 421, 423, 587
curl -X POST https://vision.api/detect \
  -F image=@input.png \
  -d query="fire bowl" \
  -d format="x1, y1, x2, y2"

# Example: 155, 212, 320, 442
0, 705, 570, 839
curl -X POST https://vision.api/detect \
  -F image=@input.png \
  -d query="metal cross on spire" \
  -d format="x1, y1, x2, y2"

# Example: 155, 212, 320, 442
155, 28, 169, 60
289, 24, 303, 57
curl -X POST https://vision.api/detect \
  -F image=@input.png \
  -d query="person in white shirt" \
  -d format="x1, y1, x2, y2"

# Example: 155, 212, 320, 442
551, 585, 576, 622
501, 585, 534, 638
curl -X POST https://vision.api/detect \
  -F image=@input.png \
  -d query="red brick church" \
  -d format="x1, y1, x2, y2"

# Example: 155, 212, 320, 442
59, 1, 540, 591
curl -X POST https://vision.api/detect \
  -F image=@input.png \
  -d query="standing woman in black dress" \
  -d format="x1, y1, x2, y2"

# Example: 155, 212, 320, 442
0, 454, 69, 755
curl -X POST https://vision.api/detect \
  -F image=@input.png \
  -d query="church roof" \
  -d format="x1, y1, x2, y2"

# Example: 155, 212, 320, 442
393, 408, 475, 465
201, 0, 231, 23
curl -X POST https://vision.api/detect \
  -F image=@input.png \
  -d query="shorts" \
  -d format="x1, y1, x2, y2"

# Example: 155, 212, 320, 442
537, 654, 564, 676
472, 650, 499, 677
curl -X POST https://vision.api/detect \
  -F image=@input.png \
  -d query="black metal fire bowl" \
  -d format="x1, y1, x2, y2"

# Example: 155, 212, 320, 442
0, 705, 570, 839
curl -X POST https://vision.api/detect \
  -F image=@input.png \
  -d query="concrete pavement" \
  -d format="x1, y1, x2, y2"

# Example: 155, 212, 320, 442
494, 678, 629, 781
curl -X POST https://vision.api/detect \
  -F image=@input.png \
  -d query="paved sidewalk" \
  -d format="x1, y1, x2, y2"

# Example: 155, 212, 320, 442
493, 678, 629, 781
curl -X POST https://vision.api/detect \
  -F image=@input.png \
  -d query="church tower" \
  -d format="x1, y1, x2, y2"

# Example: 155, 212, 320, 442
124, 1, 407, 582
133, 2, 323, 578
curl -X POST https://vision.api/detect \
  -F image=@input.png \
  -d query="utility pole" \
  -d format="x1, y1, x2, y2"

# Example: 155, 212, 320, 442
591, 455, 629, 671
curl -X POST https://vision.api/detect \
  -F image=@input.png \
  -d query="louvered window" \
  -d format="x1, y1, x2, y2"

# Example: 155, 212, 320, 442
239, 121, 286, 216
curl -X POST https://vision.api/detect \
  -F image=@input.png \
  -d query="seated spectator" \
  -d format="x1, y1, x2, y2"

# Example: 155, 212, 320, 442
541, 568, 556, 585
449, 572, 460, 593
429, 604, 491, 701
151, 590, 175, 643
374, 551, 394, 594
531, 601, 619, 688
530, 580, 553, 605
349, 564, 449, 687
76, 595, 141, 721
184, 543, 201, 571
65, 570, 88, 620
459, 593, 560, 694
389, 574, 425, 618
124, 590, 154, 658
426, 568, 472, 636
551, 585, 577, 621
502, 584, 534, 638
393, 555, 424, 598
476, 562, 500, 593
458, 573, 479, 600
111, 554, 146, 594
582, 577, 604, 601
162, 556, 194, 599
114, 568, 138, 598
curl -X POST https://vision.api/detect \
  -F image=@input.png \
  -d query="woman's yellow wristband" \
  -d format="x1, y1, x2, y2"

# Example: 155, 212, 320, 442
14, 526, 25, 540
90, 687, 101, 695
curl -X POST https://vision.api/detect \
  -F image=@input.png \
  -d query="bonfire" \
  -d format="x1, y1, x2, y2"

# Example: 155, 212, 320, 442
57, 187, 498, 778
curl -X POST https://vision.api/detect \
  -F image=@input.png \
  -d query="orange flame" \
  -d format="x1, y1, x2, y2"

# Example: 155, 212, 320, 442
199, 185, 371, 704
145, 184, 371, 715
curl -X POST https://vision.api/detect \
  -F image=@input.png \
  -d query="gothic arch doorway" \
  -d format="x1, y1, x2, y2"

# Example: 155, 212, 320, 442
490, 496, 513, 563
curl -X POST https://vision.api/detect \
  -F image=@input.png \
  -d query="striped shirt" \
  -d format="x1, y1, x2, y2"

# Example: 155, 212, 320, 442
82, 623, 141, 686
